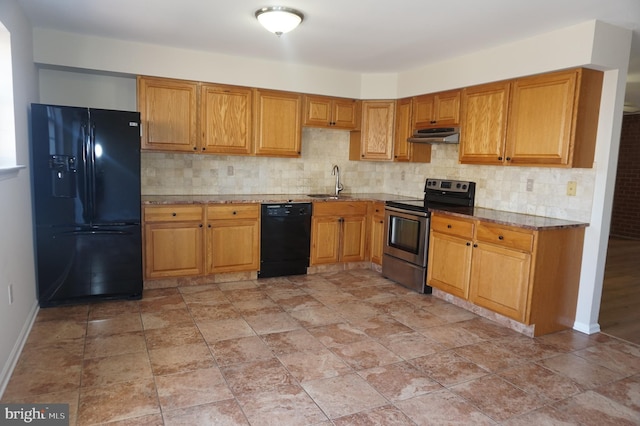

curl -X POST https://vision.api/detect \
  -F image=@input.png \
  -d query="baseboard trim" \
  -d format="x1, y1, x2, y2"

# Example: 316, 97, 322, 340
0, 301, 39, 398
572, 320, 601, 335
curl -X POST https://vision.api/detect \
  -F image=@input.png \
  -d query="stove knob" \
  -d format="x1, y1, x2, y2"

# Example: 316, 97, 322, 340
462, 184, 467, 190
456, 183, 461, 189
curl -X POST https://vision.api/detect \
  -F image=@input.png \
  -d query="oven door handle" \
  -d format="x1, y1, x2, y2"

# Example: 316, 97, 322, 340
384, 206, 429, 217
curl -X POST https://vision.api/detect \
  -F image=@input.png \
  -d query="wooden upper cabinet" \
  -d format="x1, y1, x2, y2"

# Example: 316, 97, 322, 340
413, 89, 461, 128
253, 89, 302, 157
350, 100, 395, 161
459, 81, 511, 165
138, 76, 198, 152
394, 97, 431, 163
505, 68, 602, 167
200, 83, 252, 155
303, 95, 359, 129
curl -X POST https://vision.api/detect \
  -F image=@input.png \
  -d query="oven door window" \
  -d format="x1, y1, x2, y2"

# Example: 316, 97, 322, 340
389, 215, 421, 254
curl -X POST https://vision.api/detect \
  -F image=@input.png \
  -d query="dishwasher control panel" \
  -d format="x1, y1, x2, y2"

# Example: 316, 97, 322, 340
262, 203, 312, 217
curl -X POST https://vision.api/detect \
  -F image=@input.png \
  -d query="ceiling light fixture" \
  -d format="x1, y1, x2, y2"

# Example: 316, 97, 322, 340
255, 6, 304, 36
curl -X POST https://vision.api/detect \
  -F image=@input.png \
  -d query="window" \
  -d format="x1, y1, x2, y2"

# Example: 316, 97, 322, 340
0, 21, 23, 179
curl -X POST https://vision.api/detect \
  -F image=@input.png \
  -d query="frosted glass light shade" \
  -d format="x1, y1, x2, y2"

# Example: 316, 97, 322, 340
255, 6, 304, 36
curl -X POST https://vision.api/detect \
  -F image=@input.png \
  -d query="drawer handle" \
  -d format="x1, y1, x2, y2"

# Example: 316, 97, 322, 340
447, 224, 452, 228
498, 235, 504, 240
172, 212, 177, 217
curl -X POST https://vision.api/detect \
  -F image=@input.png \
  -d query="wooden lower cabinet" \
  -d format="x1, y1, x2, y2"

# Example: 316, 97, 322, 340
143, 205, 205, 278
311, 201, 367, 265
206, 204, 260, 274
143, 203, 260, 280
428, 212, 585, 336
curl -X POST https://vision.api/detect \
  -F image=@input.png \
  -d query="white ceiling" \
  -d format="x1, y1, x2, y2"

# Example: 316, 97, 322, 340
16, 0, 640, 111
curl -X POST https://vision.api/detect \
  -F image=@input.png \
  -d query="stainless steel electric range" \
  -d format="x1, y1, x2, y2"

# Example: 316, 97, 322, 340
382, 178, 476, 293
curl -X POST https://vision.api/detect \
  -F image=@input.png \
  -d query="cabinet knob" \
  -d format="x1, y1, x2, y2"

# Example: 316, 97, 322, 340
473, 244, 478, 248
199, 224, 203, 228
202, 147, 206, 151
379, 220, 384, 224
506, 157, 511, 161
466, 242, 471, 246
447, 224, 452, 228
193, 147, 197, 151
498, 156, 503, 161
172, 212, 177, 217
208, 224, 211, 228
498, 235, 504, 240
232, 211, 237, 215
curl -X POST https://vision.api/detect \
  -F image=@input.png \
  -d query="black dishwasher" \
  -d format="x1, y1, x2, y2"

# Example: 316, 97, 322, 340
259, 203, 312, 278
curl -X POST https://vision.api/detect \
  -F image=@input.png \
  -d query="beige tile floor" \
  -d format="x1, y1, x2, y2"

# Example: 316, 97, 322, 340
2, 269, 639, 425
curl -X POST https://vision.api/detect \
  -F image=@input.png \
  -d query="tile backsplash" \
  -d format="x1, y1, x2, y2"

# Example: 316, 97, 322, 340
142, 128, 595, 222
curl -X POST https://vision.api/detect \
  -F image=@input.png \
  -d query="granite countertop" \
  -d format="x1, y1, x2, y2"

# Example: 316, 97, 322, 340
142, 194, 588, 230
430, 206, 589, 230
141, 193, 423, 205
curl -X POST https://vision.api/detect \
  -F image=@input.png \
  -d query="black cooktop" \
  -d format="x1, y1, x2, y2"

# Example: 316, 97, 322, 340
386, 178, 476, 213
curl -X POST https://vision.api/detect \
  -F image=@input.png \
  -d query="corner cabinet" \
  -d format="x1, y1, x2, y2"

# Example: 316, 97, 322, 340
206, 204, 260, 274
459, 68, 603, 168
200, 83, 253, 155
428, 212, 586, 336
303, 95, 359, 130
349, 100, 396, 161
311, 201, 368, 265
143, 205, 205, 278
138, 76, 199, 152
253, 89, 302, 157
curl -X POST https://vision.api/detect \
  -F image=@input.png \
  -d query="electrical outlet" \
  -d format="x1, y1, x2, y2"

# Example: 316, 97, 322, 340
526, 179, 534, 192
567, 181, 577, 196
8, 284, 13, 305
227, 166, 234, 176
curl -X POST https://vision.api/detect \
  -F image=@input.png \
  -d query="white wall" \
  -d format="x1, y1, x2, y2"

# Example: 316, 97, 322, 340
31, 20, 631, 335
0, 0, 39, 397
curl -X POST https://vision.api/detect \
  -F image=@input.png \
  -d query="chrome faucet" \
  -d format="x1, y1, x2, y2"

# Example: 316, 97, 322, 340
332, 164, 344, 196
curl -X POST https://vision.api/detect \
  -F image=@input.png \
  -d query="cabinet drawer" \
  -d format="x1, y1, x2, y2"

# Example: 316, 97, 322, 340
313, 201, 368, 217
431, 215, 474, 239
144, 205, 204, 222
476, 222, 533, 252
207, 203, 259, 220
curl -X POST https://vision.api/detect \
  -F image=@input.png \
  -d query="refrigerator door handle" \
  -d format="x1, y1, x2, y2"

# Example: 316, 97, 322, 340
89, 123, 97, 221
81, 123, 92, 223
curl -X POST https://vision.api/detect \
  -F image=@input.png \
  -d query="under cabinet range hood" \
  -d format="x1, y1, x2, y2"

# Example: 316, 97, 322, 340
407, 127, 459, 144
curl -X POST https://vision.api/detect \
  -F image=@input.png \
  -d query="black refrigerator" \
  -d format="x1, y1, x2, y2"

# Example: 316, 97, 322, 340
30, 103, 143, 307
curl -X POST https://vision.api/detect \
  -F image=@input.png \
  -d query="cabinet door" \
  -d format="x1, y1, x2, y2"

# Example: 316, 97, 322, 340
144, 222, 204, 278
332, 98, 359, 129
459, 82, 510, 165
505, 70, 577, 166
138, 76, 198, 152
341, 215, 367, 262
393, 97, 413, 162
427, 231, 472, 299
358, 100, 395, 161
433, 90, 461, 125
412, 94, 435, 129
469, 242, 531, 322
369, 203, 385, 265
303, 95, 332, 127
310, 216, 340, 265
200, 83, 252, 155
254, 89, 302, 157
207, 219, 259, 273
